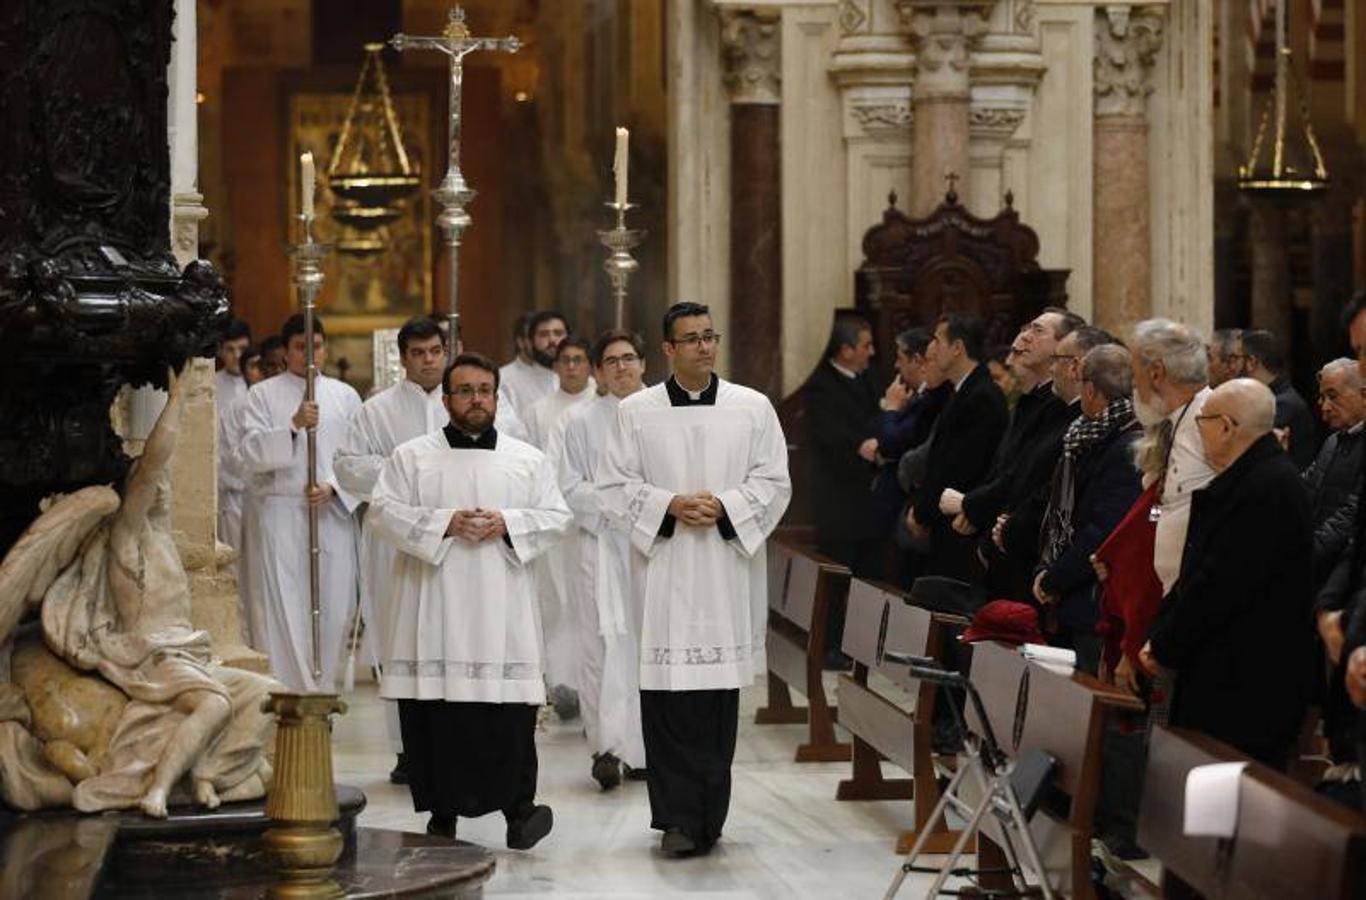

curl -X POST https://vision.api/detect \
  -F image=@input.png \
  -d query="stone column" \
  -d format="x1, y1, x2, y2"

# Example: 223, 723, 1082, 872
1091, 5, 1164, 332
899, 2, 992, 216
167, 0, 266, 673
1248, 202, 1291, 340
720, 8, 784, 397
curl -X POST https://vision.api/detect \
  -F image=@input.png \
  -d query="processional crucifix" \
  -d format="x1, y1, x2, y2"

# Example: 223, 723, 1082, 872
391, 7, 520, 343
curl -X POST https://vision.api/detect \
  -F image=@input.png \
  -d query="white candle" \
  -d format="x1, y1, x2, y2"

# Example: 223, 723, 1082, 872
613, 127, 629, 207
300, 151, 315, 221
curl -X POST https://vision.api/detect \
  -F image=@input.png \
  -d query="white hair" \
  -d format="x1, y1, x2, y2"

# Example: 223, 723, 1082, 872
1131, 318, 1208, 386
1319, 357, 1362, 389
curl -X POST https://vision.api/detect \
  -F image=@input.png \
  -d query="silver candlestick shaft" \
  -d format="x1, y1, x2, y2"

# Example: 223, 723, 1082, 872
290, 217, 329, 682
391, 6, 520, 344
597, 202, 646, 329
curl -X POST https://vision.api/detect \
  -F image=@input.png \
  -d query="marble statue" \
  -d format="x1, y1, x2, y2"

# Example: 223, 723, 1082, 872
0, 365, 281, 817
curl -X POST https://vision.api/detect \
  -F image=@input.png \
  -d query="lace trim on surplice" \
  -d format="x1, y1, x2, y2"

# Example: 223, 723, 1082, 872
386, 660, 542, 680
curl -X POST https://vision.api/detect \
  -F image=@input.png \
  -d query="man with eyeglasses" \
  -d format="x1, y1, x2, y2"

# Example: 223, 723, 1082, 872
598, 302, 790, 857
1302, 359, 1366, 585
557, 329, 650, 791
527, 336, 598, 721
369, 352, 571, 848
334, 316, 449, 786
940, 308, 1083, 597
1141, 378, 1311, 770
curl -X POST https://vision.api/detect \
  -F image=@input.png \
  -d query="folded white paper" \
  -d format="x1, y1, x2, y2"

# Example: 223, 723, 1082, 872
1183, 761, 1250, 838
1021, 644, 1077, 668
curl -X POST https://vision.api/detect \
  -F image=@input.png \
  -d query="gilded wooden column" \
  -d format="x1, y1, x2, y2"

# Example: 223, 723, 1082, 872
899, 2, 991, 217
1092, 6, 1164, 332
720, 8, 783, 397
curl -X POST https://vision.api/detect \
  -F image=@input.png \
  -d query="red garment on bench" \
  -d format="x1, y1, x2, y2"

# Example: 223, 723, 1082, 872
1094, 483, 1164, 671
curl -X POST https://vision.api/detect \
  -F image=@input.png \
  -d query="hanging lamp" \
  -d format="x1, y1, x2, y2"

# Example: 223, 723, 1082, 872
1238, 0, 1329, 198
327, 43, 422, 234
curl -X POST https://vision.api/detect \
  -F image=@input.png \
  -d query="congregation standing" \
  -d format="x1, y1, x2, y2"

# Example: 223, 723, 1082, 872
214, 292, 1366, 861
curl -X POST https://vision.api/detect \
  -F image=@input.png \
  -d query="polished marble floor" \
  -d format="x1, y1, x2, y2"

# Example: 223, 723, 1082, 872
333, 679, 1153, 898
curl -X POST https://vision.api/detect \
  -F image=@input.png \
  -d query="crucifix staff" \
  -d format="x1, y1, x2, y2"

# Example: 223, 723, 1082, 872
390, 6, 520, 345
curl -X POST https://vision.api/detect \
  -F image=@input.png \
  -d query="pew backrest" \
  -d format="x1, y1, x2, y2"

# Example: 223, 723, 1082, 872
768, 542, 793, 614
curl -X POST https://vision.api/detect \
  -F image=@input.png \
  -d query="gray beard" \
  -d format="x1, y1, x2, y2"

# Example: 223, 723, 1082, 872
1133, 391, 1167, 427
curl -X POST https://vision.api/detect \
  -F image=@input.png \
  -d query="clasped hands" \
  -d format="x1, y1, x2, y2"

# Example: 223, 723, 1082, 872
668, 492, 725, 528
446, 508, 508, 544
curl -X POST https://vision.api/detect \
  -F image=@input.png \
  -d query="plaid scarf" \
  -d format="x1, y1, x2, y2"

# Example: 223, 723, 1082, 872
1040, 397, 1136, 569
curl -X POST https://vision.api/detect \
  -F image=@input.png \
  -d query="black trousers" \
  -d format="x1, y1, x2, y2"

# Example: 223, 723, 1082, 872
640, 688, 740, 845
397, 699, 538, 821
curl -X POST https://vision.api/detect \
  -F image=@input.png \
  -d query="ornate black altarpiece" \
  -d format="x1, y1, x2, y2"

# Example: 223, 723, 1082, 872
0, 0, 229, 553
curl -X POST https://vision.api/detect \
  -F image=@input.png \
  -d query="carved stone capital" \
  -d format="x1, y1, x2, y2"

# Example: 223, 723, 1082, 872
898, 2, 994, 97
968, 105, 1026, 137
1093, 5, 1165, 118
852, 99, 915, 135
719, 9, 782, 104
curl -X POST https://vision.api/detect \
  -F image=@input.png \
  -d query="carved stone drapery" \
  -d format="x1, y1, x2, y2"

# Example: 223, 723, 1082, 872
1091, 5, 1165, 331
719, 9, 782, 105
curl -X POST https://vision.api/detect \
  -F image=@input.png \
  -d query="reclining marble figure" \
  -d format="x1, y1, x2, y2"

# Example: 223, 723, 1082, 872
0, 365, 281, 817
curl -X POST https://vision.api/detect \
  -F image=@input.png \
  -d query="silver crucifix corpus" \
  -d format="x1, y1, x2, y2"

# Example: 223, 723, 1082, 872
390, 6, 520, 344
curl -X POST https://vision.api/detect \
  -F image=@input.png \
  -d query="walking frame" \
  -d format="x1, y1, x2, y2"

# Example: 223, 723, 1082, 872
881, 652, 1058, 900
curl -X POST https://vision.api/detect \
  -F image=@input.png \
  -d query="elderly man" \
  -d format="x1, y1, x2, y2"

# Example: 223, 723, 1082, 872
1032, 344, 1142, 675
1303, 358, 1366, 582
1143, 379, 1312, 768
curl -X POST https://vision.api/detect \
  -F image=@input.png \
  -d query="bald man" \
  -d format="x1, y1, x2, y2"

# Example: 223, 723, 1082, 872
1141, 378, 1312, 769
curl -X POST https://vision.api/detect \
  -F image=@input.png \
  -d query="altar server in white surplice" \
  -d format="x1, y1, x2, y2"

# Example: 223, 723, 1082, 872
214, 317, 252, 578
528, 336, 597, 718
498, 309, 564, 429
239, 314, 362, 693
333, 316, 447, 786
597, 302, 790, 857
557, 330, 648, 791
370, 352, 569, 849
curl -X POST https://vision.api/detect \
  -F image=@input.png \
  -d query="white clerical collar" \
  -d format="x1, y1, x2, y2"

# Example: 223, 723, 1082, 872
1348, 421, 1364, 435
829, 360, 858, 380
953, 369, 972, 392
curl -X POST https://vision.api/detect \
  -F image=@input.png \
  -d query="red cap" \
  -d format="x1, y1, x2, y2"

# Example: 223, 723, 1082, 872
961, 600, 1046, 647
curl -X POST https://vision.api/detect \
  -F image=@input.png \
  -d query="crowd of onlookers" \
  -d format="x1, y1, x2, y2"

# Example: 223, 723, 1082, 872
805, 299, 1366, 856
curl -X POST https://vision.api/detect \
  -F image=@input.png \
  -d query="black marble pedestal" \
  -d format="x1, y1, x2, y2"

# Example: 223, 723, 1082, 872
0, 786, 497, 898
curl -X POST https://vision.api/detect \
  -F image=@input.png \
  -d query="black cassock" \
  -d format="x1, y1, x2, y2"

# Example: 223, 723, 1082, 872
640, 688, 739, 846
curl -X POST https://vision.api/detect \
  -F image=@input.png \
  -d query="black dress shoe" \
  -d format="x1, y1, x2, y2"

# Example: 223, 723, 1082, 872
390, 753, 410, 785
426, 814, 457, 839
660, 828, 698, 857
506, 804, 553, 850
622, 764, 649, 782
591, 752, 623, 790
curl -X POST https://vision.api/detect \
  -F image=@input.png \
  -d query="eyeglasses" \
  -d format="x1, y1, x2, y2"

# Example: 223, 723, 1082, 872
1195, 412, 1238, 428
601, 353, 641, 368
669, 332, 722, 348
448, 384, 496, 399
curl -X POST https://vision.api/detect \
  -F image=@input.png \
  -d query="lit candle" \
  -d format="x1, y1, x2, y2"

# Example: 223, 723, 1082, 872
613, 127, 629, 207
300, 151, 315, 221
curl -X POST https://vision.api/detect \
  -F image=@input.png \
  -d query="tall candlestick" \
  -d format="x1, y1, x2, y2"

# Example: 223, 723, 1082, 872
300, 151, 316, 221
613, 127, 629, 208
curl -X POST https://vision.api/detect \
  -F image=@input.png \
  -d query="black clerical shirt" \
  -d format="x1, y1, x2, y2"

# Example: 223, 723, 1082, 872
443, 424, 498, 450
658, 374, 736, 540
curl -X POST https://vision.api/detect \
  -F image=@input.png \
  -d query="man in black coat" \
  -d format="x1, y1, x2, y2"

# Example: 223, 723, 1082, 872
907, 312, 1009, 583
1033, 344, 1142, 675
1302, 358, 1365, 582
804, 312, 881, 578
1145, 378, 1312, 769
1236, 328, 1320, 469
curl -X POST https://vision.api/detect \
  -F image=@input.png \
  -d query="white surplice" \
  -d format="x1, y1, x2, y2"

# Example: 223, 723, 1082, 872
597, 378, 791, 691
239, 371, 362, 692
527, 383, 597, 691
215, 369, 248, 578
220, 389, 264, 650
369, 430, 572, 703
558, 394, 645, 766
498, 357, 557, 429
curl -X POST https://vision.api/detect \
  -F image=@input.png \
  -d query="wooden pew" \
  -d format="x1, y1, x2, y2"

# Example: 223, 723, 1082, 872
965, 640, 1145, 899
834, 577, 969, 853
1139, 726, 1366, 900
753, 543, 852, 763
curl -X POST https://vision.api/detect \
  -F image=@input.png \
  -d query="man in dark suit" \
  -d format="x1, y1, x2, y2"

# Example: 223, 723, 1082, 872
907, 313, 1009, 583
805, 312, 881, 578
1235, 328, 1319, 468
1145, 378, 1312, 769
